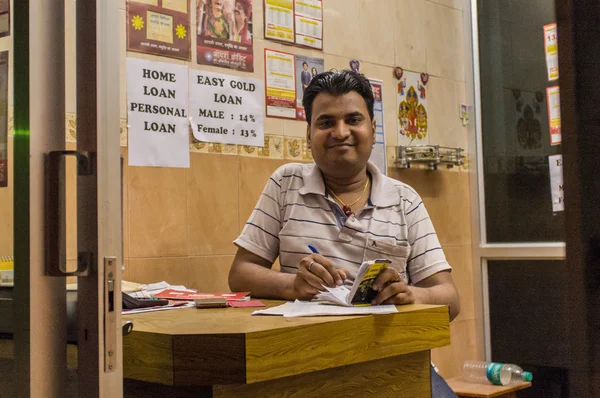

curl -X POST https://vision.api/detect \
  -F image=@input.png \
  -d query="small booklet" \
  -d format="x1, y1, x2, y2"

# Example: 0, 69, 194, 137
153, 289, 250, 302
315, 259, 391, 306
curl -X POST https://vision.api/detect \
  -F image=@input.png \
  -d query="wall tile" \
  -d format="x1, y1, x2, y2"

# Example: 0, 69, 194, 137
238, 157, 288, 229
284, 137, 304, 161
323, 0, 362, 59
187, 153, 239, 256
395, 0, 428, 73
359, 0, 396, 67
128, 257, 189, 285
431, 318, 479, 378
428, 0, 462, 11
389, 168, 471, 246
187, 255, 235, 292
283, 119, 307, 138
426, 2, 465, 81
427, 77, 467, 150
443, 245, 474, 322
129, 165, 188, 258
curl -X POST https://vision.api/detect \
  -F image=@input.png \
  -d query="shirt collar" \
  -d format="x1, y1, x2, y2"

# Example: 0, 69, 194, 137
299, 162, 401, 207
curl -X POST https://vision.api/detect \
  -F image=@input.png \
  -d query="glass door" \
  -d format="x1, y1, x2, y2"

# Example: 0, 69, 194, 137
466, 0, 567, 396
3, 0, 123, 396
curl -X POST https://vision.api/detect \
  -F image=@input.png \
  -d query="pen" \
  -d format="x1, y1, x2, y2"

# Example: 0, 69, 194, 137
308, 244, 319, 254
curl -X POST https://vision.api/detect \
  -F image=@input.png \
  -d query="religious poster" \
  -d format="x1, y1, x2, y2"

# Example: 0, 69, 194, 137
294, 0, 323, 50
548, 154, 564, 212
546, 86, 561, 146
127, 0, 191, 61
294, 55, 323, 120
265, 49, 296, 119
189, 70, 264, 146
0, 0, 9, 38
369, 79, 387, 175
396, 70, 429, 146
127, 58, 190, 168
196, 0, 254, 72
264, 0, 294, 44
0, 52, 7, 187
543, 23, 559, 81
513, 89, 544, 150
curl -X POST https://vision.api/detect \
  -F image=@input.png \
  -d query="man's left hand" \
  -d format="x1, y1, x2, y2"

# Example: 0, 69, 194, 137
370, 267, 416, 305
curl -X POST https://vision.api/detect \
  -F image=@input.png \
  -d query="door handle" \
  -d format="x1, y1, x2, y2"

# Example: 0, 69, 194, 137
46, 150, 95, 276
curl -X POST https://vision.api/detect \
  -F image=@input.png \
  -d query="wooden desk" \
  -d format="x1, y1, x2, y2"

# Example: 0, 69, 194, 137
446, 377, 532, 397
123, 301, 450, 397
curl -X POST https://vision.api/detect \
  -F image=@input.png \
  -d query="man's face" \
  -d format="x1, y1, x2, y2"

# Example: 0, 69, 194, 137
234, 2, 246, 22
303, 64, 308, 71
306, 92, 376, 178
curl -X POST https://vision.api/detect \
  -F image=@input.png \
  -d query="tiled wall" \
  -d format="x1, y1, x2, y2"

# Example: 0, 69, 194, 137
0, 0, 480, 379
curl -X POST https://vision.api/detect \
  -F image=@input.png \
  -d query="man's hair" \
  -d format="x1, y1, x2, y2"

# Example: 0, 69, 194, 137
235, 0, 250, 16
302, 61, 308, 67
302, 70, 374, 125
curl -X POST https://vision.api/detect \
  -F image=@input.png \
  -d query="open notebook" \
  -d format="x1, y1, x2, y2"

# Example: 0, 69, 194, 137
315, 259, 391, 306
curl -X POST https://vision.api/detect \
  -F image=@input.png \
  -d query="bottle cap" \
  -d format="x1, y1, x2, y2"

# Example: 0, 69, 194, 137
523, 371, 533, 382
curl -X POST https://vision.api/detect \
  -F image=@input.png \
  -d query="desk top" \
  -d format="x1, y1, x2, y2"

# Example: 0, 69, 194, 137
123, 300, 447, 335
123, 301, 451, 386
446, 377, 532, 397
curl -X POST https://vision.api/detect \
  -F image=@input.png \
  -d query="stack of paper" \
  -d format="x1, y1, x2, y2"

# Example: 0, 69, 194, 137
127, 281, 196, 298
252, 300, 398, 317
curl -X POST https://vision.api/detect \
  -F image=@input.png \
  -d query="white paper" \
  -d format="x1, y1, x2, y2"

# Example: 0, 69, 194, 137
189, 70, 265, 146
123, 302, 195, 315
264, 0, 294, 43
549, 154, 564, 212
369, 79, 387, 175
127, 58, 190, 168
252, 300, 398, 317
294, 0, 323, 49
546, 86, 561, 145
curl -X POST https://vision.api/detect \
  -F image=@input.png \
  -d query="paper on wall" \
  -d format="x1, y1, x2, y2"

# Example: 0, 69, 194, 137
369, 79, 387, 175
549, 154, 564, 212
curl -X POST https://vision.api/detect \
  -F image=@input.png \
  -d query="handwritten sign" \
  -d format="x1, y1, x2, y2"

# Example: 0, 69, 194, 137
549, 154, 564, 212
189, 70, 264, 146
127, 58, 190, 168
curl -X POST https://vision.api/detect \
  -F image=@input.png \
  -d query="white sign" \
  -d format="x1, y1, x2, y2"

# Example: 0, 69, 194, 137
369, 79, 387, 175
127, 58, 190, 168
543, 23, 559, 81
189, 70, 264, 147
549, 154, 564, 212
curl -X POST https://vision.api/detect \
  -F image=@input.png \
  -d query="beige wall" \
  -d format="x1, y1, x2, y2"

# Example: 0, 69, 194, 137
0, 0, 479, 379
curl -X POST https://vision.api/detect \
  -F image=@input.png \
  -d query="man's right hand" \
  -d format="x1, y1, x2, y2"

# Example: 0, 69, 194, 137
293, 255, 347, 300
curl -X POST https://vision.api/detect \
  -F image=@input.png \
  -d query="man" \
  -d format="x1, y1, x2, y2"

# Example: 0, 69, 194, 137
232, 0, 252, 44
229, 70, 459, 396
200, 0, 230, 40
300, 61, 312, 92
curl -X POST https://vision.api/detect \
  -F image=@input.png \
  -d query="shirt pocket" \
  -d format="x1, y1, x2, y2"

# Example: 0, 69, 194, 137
362, 237, 411, 282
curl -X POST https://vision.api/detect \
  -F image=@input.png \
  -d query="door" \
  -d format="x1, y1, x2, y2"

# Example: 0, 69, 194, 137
5, 0, 122, 396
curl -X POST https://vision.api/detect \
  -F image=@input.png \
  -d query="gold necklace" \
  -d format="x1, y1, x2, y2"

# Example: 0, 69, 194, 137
327, 178, 370, 217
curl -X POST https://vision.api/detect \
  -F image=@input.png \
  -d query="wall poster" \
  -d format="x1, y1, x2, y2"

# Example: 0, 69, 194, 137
294, 55, 324, 120
0, 51, 7, 187
127, 0, 192, 61
265, 49, 296, 119
369, 79, 387, 175
127, 58, 190, 168
0, 0, 9, 38
543, 23, 559, 81
196, 0, 254, 72
546, 86, 561, 146
189, 70, 264, 146
396, 70, 429, 146
264, 0, 323, 50
548, 154, 564, 212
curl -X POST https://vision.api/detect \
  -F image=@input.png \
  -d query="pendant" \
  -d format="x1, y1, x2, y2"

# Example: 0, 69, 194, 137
342, 206, 353, 217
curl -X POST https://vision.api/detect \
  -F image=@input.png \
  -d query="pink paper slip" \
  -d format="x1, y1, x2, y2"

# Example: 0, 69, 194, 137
228, 300, 265, 308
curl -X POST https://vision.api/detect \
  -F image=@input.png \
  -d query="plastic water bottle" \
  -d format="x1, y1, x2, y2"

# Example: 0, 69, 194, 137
462, 360, 533, 386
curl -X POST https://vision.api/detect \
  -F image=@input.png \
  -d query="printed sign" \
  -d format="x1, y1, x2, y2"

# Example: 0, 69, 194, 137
369, 79, 387, 175
543, 23, 559, 81
264, 0, 294, 43
127, 0, 191, 60
294, 55, 324, 120
196, 0, 254, 72
189, 70, 264, 146
127, 58, 190, 168
549, 154, 564, 212
397, 70, 429, 146
294, 0, 323, 49
0, 51, 7, 187
265, 49, 296, 119
546, 86, 561, 145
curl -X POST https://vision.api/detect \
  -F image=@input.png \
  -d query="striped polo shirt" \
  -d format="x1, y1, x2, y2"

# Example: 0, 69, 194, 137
234, 162, 451, 284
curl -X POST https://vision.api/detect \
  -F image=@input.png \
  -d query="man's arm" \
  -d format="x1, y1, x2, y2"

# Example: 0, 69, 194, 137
372, 270, 460, 321
229, 247, 296, 300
